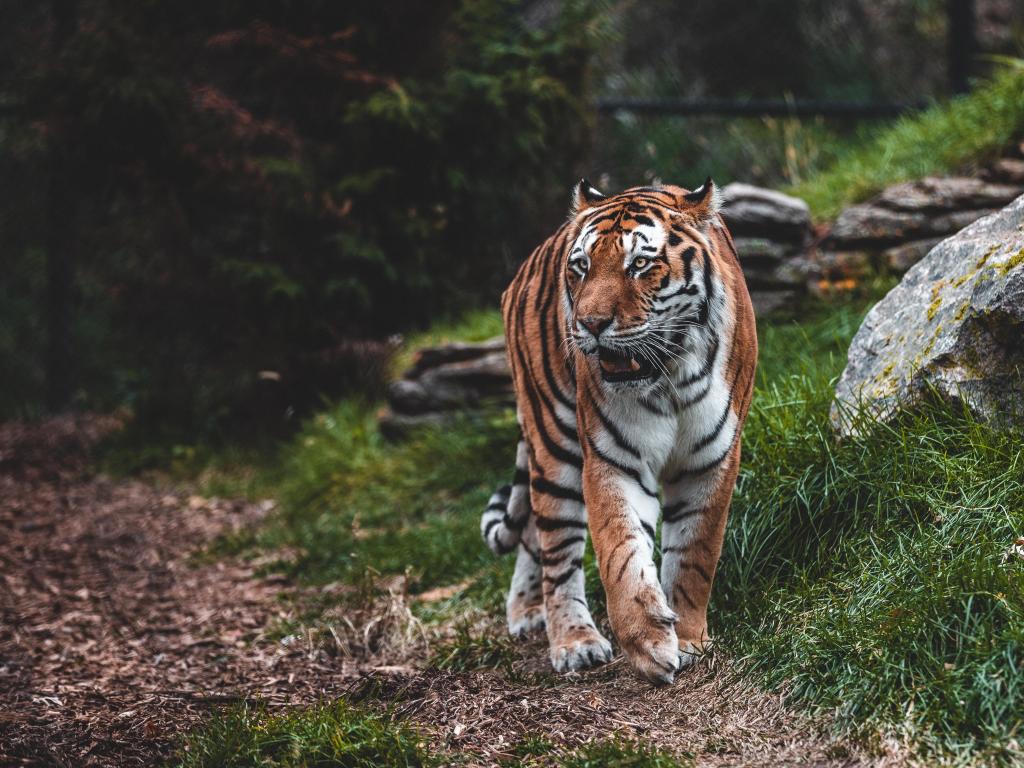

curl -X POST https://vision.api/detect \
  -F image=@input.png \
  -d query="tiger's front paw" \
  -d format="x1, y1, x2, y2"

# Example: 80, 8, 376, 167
610, 598, 681, 685
549, 628, 613, 673
623, 620, 680, 685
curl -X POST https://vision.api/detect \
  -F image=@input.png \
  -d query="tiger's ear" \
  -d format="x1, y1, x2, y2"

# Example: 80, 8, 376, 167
677, 177, 722, 223
570, 178, 607, 215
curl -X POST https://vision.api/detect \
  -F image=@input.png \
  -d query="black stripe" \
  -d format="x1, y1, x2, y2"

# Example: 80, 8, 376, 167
493, 537, 517, 555
531, 477, 585, 504
662, 502, 701, 524
625, 213, 655, 227
586, 382, 641, 459
674, 584, 697, 609
691, 361, 747, 453
680, 562, 712, 582
537, 267, 576, 412
678, 333, 719, 387
615, 549, 636, 582
541, 550, 575, 566
544, 558, 583, 587
513, 277, 581, 452
585, 435, 658, 498
512, 327, 582, 468
640, 394, 673, 417
503, 511, 528, 532
521, 541, 541, 563
657, 280, 700, 302
513, 468, 529, 486
485, 502, 507, 513
483, 518, 503, 538
691, 399, 731, 453
640, 520, 656, 543
532, 239, 556, 312
677, 378, 713, 410
543, 535, 586, 555
702, 246, 715, 302
586, 210, 623, 227
682, 246, 695, 285
667, 427, 736, 484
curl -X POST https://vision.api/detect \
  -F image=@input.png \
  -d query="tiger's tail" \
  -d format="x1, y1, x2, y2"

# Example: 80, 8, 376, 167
481, 447, 530, 555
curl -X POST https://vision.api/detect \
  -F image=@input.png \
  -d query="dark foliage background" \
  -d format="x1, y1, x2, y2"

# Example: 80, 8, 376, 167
2, 0, 1021, 439
1, 0, 598, 436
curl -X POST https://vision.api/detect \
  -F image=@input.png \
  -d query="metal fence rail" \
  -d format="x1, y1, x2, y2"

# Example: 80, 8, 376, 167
594, 98, 930, 118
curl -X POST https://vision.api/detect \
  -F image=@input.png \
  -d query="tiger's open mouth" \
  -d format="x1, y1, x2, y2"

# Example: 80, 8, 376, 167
597, 346, 656, 383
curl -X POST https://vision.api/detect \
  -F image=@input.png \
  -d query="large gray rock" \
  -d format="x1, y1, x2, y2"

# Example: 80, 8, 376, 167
720, 182, 811, 242
833, 194, 1024, 432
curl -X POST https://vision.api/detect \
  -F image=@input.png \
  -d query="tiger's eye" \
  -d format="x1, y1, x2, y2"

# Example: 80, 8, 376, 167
633, 257, 648, 270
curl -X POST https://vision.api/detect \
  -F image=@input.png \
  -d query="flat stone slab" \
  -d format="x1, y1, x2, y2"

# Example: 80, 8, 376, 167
720, 182, 811, 242
875, 176, 1023, 213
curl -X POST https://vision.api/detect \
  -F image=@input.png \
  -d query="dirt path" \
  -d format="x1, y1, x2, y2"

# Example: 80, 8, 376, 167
0, 416, 367, 766
0, 417, 888, 767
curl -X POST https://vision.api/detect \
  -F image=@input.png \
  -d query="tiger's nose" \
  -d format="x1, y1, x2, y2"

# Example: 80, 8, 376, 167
579, 315, 613, 338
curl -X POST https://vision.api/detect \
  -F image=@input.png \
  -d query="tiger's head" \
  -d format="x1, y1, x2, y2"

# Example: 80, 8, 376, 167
565, 179, 724, 390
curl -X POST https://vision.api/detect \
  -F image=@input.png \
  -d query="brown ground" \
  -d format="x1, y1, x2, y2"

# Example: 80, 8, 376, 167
0, 416, 899, 767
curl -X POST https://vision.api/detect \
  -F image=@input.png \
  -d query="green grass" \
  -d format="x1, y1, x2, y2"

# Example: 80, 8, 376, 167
555, 739, 693, 767
713, 303, 1024, 762
176, 700, 433, 768
430, 621, 520, 674
788, 65, 1024, 219
176, 699, 693, 768
193, 295, 1024, 762
229, 399, 517, 592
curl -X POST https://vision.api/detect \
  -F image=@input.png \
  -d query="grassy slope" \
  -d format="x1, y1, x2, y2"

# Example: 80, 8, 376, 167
721, 309, 1024, 762
788, 65, 1024, 220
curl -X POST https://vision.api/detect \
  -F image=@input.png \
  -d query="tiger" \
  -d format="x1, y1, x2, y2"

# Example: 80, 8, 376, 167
480, 178, 757, 684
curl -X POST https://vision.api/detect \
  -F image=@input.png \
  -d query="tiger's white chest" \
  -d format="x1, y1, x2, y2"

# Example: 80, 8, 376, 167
593, 314, 736, 487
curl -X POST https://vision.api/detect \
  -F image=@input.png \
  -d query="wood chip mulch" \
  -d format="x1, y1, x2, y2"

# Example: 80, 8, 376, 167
0, 415, 364, 767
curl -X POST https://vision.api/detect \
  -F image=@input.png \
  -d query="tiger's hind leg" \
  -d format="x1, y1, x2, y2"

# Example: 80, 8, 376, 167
660, 444, 740, 668
531, 462, 613, 673
506, 514, 545, 636
481, 440, 545, 636
504, 441, 546, 635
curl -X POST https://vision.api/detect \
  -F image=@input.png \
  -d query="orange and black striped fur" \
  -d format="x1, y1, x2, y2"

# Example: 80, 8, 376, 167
480, 179, 757, 684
